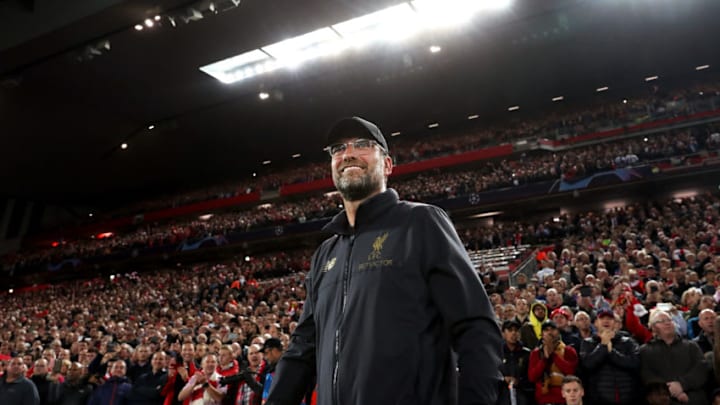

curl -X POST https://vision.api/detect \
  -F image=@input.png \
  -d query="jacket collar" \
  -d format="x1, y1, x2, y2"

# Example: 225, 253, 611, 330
323, 189, 399, 235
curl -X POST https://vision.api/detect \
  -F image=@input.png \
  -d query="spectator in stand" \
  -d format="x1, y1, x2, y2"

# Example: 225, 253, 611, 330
56, 362, 93, 405
521, 302, 549, 348
574, 311, 594, 341
552, 307, 582, 353
178, 354, 226, 405
528, 320, 579, 405
561, 376, 585, 405
216, 346, 239, 405
498, 320, 533, 405
30, 358, 61, 405
88, 360, 132, 405
578, 308, 640, 405
126, 351, 167, 405
640, 310, 707, 405
260, 338, 283, 404
694, 308, 716, 354
235, 343, 265, 405
0, 356, 40, 405
128, 344, 152, 383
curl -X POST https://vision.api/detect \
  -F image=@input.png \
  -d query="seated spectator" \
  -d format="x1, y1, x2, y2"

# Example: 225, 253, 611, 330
579, 308, 640, 405
640, 310, 707, 405
528, 320, 579, 405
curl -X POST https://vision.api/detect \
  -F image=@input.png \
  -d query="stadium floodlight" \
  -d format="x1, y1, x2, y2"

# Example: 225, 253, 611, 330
552, 96, 564, 102
644, 75, 659, 82
332, 3, 419, 48
695, 64, 710, 71
262, 27, 343, 69
412, 0, 510, 29
508, 105, 520, 111
200, 49, 272, 84
199, 0, 513, 83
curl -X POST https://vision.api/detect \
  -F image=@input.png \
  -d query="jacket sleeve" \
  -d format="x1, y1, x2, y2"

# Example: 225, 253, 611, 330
579, 338, 607, 371
527, 349, 546, 383
552, 346, 578, 375
677, 341, 708, 391
624, 305, 653, 343
640, 344, 666, 384
607, 338, 640, 371
418, 206, 503, 405
266, 261, 318, 405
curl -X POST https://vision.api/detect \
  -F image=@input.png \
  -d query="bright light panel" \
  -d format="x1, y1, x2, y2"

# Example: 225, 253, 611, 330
333, 3, 419, 48
262, 28, 343, 69
200, 49, 272, 84
199, 0, 513, 84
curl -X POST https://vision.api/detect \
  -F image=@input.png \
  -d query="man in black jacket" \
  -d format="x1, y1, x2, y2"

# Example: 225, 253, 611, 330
127, 351, 168, 405
56, 362, 93, 405
267, 116, 502, 405
579, 308, 641, 405
497, 320, 533, 405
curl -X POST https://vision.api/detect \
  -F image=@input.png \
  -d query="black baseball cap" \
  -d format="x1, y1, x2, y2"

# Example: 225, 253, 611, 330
502, 320, 521, 331
541, 320, 558, 330
261, 338, 283, 353
326, 117, 389, 153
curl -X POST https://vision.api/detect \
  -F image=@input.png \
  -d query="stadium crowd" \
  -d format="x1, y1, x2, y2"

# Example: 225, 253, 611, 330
4, 120, 719, 274
103, 81, 720, 217
2, 189, 720, 404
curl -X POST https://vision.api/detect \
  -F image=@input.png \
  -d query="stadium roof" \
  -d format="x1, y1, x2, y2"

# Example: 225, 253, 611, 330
1, 0, 718, 207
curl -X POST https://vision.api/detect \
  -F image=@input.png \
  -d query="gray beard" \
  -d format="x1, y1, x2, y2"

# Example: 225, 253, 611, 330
335, 174, 377, 202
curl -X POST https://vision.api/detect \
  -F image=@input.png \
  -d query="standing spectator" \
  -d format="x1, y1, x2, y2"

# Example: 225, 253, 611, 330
235, 344, 264, 405
267, 117, 502, 405
30, 358, 61, 405
528, 320, 579, 405
260, 338, 284, 404
579, 308, 640, 405
127, 345, 153, 383
640, 310, 707, 405
88, 360, 132, 405
178, 354, 226, 405
216, 346, 239, 405
693, 308, 716, 354
497, 320, 533, 405
561, 376, 585, 405
127, 351, 167, 405
521, 302, 549, 348
56, 362, 93, 405
0, 356, 40, 405
552, 307, 582, 353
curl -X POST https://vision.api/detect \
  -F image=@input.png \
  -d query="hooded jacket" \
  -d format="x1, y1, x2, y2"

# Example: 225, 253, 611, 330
267, 189, 502, 405
520, 302, 547, 348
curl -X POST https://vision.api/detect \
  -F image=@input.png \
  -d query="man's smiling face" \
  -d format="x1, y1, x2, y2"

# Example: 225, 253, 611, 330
331, 138, 392, 202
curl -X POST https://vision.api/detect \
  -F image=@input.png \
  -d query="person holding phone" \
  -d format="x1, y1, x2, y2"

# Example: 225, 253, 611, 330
529, 320, 579, 405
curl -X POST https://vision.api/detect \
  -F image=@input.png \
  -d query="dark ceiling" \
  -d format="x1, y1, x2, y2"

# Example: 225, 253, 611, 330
1, 0, 719, 209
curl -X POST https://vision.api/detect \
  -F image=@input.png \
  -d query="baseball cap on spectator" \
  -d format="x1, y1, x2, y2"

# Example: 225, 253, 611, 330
326, 117, 389, 154
541, 320, 558, 330
551, 308, 572, 320
261, 338, 283, 353
502, 320, 521, 331
596, 308, 615, 319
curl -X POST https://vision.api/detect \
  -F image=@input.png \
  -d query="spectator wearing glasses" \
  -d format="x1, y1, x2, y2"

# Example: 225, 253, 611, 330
640, 310, 707, 405
267, 116, 502, 405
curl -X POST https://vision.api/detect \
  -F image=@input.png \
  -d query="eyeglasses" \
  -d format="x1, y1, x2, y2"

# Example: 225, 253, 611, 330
327, 139, 383, 157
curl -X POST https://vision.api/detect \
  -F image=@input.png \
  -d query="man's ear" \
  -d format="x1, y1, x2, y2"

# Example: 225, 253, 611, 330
383, 155, 393, 177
